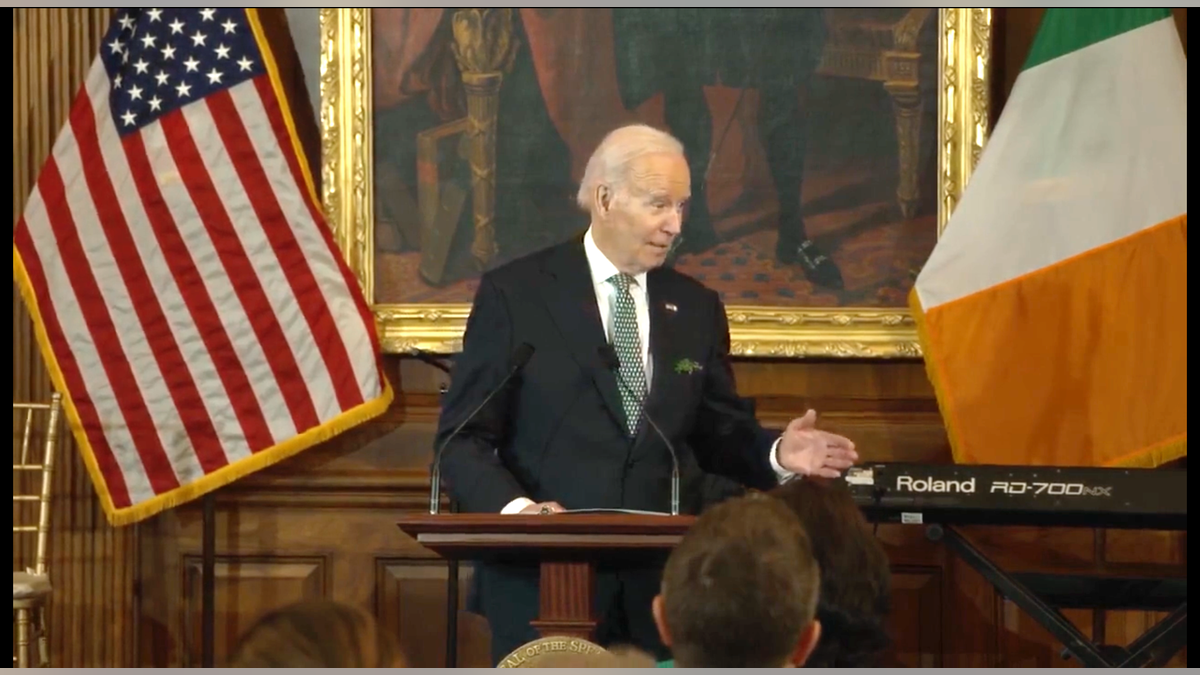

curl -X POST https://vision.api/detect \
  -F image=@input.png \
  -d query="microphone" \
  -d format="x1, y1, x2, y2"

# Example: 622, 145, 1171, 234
408, 348, 452, 375
597, 345, 680, 516
429, 342, 535, 514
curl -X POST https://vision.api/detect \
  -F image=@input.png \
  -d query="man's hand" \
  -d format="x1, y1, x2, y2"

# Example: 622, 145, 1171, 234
776, 409, 859, 478
518, 500, 565, 515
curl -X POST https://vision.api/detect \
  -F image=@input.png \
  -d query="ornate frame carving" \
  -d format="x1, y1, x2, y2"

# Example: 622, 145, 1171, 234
320, 8, 992, 357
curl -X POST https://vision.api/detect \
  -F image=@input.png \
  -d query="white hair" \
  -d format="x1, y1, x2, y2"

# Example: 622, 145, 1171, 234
575, 124, 685, 211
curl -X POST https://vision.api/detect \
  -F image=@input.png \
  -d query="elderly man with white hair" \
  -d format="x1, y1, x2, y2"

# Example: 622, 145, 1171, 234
433, 123, 859, 664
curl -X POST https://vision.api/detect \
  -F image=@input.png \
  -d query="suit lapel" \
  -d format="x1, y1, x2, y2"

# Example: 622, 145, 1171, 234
538, 238, 627, 433
633, 271, 683, 452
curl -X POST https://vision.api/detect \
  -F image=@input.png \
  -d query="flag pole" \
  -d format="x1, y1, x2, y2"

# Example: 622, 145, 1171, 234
201, 492, 216, 668
428, 367, 459, 667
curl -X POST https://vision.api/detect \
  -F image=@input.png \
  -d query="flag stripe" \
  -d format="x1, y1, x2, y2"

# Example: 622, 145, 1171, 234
74, 68, 232, 479
178, 91, 333, 428
919, 215, 1187, 467
1023, 8, 1173, 70
141, 120, 299, 447
235, 80, 381, 400
57, 119, 206, 490
103, 59, 273, 464
159, 106, 322, 433
123, 130, 275, 458
249, 76, 385, 360
14, 220, 136, 509
912, 8, 1185, 470
206, 87, 365, 416
914, 16, 1187, 311
30, 158, 179, 495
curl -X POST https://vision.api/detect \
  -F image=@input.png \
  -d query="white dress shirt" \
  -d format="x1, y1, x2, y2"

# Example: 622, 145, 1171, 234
500, 229, 793, 514
584, 227, 653, 382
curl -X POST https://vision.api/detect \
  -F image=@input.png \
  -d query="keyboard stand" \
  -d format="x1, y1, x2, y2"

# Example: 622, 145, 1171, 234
927, 524, 1188, 668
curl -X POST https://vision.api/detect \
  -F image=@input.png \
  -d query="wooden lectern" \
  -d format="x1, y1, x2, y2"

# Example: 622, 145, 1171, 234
397, 513, 695, 640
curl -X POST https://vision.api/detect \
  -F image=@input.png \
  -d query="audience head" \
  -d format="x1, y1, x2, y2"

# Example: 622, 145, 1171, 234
226, 599, 406, 668
652, 492, 822, 668
576, 124, 689, 275
771, 477, 893, 667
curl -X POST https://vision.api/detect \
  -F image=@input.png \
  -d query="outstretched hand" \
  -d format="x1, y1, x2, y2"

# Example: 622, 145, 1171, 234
776, 409, 859, 478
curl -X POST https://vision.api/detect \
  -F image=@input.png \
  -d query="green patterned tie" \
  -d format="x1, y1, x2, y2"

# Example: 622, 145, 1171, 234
609, 273, 647, 436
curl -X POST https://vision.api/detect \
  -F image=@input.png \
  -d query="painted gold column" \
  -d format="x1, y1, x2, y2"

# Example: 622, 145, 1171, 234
885, 9, 933, 220
450, 8, 518, 269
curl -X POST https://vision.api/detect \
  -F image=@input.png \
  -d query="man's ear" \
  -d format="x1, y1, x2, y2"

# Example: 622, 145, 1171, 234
651, 594, 672, 648
596, 184, 612, 214
788, 619, 821, 667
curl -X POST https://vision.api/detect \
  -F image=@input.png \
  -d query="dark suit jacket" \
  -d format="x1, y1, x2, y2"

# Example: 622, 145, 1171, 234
436, 235, 781, 516
433, 234, 781, 660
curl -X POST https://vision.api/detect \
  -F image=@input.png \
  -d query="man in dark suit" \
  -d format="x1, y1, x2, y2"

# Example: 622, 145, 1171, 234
434, 124, 859, 664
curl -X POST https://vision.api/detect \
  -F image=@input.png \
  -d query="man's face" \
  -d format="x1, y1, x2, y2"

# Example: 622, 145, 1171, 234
595, 152, 690, 274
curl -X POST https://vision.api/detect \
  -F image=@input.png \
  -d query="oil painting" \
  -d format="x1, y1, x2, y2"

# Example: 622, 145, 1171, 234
321, 8, 992, 356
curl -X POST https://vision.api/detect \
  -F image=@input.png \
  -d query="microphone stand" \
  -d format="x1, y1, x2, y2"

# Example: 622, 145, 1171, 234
428, 345, 532, 663
432, 360, 525, 511
418, 351, 459, 667
600, 348, 680, 516
640, 408, 681, 517
429, 347, 531, 514
671, 458, 680, 517
409, 348, 452, 374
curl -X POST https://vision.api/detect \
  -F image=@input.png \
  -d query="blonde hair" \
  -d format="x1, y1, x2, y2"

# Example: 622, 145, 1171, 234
576, 124, 684, 211
226, 600, 407, 668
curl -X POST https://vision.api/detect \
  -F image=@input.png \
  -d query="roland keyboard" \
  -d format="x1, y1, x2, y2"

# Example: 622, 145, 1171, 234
841, 463, 1187, 530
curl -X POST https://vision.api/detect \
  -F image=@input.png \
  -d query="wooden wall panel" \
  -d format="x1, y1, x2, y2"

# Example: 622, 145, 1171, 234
995, 600, 1093, 668
885, 567, 943, 667
376, 560, 492, 667
11, 8, 139, 669
181, 556, 327, 666
131, 358, 1187, 668
134, 465, 497, 668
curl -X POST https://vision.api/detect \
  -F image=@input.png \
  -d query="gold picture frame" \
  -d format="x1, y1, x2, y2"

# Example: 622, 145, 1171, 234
320, 8, 992, 357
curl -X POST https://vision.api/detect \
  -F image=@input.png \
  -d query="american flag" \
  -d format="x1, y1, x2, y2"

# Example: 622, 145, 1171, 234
13, 8, 393, 526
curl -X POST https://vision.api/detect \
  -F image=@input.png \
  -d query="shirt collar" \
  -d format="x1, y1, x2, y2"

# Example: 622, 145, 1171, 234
584, 227, 647, 290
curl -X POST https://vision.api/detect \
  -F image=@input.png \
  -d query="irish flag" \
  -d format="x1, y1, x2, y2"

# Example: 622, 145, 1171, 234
912, 9, 1186, 468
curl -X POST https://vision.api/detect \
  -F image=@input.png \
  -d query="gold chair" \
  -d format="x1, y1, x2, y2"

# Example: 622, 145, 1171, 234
816, 8, 936, 219
13, 392, 62, 668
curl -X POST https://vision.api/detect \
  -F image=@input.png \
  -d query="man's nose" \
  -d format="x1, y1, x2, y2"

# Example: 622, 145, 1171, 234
663, 209, 683, 235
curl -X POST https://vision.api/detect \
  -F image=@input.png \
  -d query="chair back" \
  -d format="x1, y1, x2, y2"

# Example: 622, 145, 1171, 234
13, 392, 62, 577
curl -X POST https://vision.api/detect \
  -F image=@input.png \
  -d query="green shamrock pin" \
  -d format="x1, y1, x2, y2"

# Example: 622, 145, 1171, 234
674, 358, 702, 374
